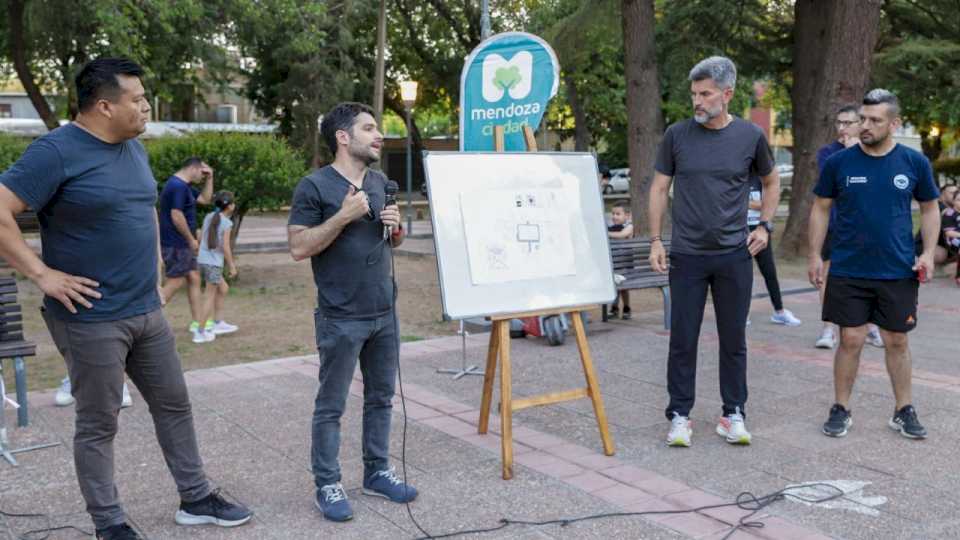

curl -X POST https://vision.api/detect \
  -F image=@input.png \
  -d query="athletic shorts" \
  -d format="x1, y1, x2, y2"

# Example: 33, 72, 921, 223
823, 276, 918, 333
162, 246, 198, 278
199, 264, 223, 284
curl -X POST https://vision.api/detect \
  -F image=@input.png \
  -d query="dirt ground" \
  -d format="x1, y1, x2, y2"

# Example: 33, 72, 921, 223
5, 243, 823, 392
5, 250, 678, 392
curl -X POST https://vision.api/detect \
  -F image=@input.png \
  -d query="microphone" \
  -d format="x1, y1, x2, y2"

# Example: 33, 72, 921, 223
383, 180, 399, 241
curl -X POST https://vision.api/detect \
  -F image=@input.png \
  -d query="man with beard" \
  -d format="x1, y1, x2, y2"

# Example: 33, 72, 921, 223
648, 56, 780, 448
0, 57, 251, 540
809, 89, 939, 440
288, 102, 417, 522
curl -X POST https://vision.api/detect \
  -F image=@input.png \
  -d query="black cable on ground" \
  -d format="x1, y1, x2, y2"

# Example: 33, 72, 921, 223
0, 507, 94, 540
409, 482, 845, 540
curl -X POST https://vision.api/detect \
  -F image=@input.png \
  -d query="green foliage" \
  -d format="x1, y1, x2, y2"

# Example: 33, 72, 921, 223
0, 0, 230, 118
145, 133, 307, 229
226, 0, 377, 160
934, 157, 960, 181
0, 134, 31, 173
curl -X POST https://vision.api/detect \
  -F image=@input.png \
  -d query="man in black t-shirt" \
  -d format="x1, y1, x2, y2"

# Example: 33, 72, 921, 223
648, 56, 780, 448
288, 102, 416, 523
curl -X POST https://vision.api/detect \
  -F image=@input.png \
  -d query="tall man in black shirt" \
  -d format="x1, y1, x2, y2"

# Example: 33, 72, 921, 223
648, 56, 780, 448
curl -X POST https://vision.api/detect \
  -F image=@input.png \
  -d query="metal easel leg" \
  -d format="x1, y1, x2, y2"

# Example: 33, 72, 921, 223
0, 360, 60, 467
436, 321, 485, 380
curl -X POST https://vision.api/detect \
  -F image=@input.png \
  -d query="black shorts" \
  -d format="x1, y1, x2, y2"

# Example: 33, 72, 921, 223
823, 276, 919, 333
162, 246, 198, 278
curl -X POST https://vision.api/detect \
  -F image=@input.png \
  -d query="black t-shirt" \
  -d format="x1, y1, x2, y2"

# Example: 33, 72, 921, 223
654, 117, 775, 255
943, 208, 960, 248
288, 165, 393, 319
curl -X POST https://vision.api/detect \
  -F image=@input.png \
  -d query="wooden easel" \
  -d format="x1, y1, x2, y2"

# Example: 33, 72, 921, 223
477, 125, 614, 480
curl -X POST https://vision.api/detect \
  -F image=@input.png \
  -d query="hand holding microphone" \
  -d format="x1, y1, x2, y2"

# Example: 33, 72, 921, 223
382, 180, 400, 241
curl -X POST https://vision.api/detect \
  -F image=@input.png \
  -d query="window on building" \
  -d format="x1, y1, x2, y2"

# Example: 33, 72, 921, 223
0, 104, 12, 118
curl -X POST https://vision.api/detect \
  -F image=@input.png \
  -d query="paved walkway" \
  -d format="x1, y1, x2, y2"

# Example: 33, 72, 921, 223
2, 277, 958, 539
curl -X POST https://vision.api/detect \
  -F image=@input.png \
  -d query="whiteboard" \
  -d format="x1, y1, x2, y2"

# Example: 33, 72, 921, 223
424, 152, 616, 320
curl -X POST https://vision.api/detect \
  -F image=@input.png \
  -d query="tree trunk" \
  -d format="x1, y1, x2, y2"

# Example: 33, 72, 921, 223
621, 0, 662, 237
780, 0, 882, 256
7, 0, 60, 130
565, 73, 591, 152
919, 130, 942, 164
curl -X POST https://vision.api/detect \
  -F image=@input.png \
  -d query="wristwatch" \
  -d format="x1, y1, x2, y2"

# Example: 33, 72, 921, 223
758, 220, 774, 233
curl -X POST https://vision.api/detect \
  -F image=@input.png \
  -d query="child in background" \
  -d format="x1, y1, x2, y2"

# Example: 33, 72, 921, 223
608, 201, 634, 319
194, 191, 239, 343
943, 193, 960, 286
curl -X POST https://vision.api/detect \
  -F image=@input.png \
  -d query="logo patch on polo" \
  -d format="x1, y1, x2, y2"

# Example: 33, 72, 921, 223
893, 174, 910, 190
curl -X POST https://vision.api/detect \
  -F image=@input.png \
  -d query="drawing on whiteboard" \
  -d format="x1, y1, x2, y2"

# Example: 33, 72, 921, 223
460, 188, 579, 285
516, 222, 541, 252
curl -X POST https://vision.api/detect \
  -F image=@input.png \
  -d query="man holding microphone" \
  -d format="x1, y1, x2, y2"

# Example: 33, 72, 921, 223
288, 102, 416, 523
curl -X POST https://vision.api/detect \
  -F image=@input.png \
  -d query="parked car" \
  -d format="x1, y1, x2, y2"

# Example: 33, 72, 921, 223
605, 168, 630, 194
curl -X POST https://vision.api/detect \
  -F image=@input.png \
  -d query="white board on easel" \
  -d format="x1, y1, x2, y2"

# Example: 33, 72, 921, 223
424, 151, 616, 320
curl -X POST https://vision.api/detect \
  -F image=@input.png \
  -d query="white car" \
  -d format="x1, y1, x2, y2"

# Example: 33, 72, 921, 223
604, 168, 630, 194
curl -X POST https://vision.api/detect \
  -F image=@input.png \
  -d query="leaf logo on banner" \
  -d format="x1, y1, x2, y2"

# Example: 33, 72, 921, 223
482, 51, 533, 102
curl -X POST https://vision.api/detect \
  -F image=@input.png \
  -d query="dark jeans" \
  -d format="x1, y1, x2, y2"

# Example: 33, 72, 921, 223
749, 224, 783, 311
311, 310, 398, 488
665, 248, 753, 420
42, 308, 210, 530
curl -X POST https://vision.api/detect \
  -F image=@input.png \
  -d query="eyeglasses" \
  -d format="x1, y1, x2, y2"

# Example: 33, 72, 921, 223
835, 120, 859, 127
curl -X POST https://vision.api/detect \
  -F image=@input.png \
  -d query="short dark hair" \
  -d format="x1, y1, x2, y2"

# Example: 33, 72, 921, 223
837, 104, 859, 116
321, 102, 376, 155
182, 156, 203, 169
612, 201, 631, 212
862, 88, 900, 118
75, 57, 145, 112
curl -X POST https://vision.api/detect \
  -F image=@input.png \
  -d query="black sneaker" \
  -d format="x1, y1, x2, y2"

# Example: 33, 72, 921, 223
621, 307, 632, 320
96, 523, 142, 540
822, 404, 852, 437
889, 405, 927, 439
174, 489, 253, 527
609, 305, 620, 318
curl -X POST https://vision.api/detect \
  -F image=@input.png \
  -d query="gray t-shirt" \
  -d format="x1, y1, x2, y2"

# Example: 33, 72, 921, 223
197, 212, 233, 267
0, 124, 160, 322
288, 165, 393, 319
655, 118, 775, 255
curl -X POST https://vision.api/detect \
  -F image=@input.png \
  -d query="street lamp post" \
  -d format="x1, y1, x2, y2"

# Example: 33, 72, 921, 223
399, 80, 418, 235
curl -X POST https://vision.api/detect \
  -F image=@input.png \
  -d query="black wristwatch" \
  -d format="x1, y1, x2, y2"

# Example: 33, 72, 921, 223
758, 220, 774, 233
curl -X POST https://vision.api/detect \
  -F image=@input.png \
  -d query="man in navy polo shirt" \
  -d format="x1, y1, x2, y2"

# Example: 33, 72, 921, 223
159, 157, 214, 342
808, 89, 940, 440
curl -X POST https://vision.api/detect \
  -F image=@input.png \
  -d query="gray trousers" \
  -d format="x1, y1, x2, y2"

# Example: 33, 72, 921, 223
311, 310, 398, 488
42, 308, 210, 529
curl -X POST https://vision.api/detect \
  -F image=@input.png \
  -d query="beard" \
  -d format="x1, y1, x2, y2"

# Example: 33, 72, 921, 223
693, 104, 722, 124
860, 131, 889, 147
347, 142, 379, 166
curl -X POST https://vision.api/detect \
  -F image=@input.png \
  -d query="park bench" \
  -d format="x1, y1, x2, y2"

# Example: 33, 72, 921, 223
0, 276, 35, 430
603, 237, 671, 329
0, 211, 40, 270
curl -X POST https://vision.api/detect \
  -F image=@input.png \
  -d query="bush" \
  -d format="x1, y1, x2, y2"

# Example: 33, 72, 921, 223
934, 157, 960, 182
0, 134, 32, 173
146, 132, 308, 240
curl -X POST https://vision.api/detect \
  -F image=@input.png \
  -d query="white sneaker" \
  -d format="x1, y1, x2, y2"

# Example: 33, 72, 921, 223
211, 321, 239, 335
121, 382, 133, 409
192, 329, 216, 343
770, 309, 802, 327
815, 328, 836, 349
866, 328, 884, 348
54, 377, 74, 407
666, 413, 692, 447
716, 407, 752, 445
